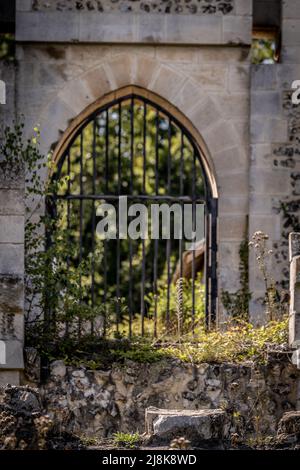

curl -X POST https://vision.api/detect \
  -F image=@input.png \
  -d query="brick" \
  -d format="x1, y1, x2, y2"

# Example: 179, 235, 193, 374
83, 65, 111, 101
156, 46, 196, 63
188, 63, 228, 91
196, 47, 250, 64
223, 16, 252, 45
137, 14, 165, 43
218, 215, 247, 241
171, 79, 204, 114
0, 191, 23, 215
228, 65, 250, 92
249, 193, 272, 214
281, 46, 300, 64
0, 340, 24, 370
135, 56, 160, 89
66, 44, 110, 64
250, 117, 288, 143
249, 169, 290, 195
106, 55, 134, 89
282, 20, 300, 46
251, 91, 281, 116
202, 121, 238, 154
187, 97, 222, 134
0, 370, 20, 386
218, 196, 248, 215
0, 217, 24, 244
111, 45, 155, 58
165, 15, 222, 45
283, 0, 300, 19
16, 0, 32, 11
249, 215, 281, 241
251, 65, 278, 91
57, 84, 90, 121
214, 93, 249, 119
16, 11, 80, 42
219, 242, 243, 291
214, 146, 248, 174
250, 143, 272, 167
233, 119, 249, 148
235, 0, 253, 16
218, 173, 249, 197
0, 275, 24, 316
0, 312, 24, 342
150, 65, 185, 102
0, 244, 24, 275
277, 64, 300, 88
80, 12, 135, 43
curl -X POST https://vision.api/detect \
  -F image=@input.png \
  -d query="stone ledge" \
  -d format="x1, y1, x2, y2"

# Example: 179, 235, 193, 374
16, 11, 252, 45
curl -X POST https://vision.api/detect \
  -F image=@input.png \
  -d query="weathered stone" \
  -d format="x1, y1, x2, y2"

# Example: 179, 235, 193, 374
145, 407, 229, 445
0, 245, 24, 276
223, 16, 252, 45
0, 216, 24, 244
0, 340, 24, 370
277, 411, 300, 437
289, 233, 300, 261
50, 360, 66, 378
0, 191, 24, 216
36, 357, 300, 438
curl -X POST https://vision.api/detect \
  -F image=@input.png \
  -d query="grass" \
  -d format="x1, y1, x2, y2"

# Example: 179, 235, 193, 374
60, 317, 288, 369
159, 318, 288, 364
112, 432, 140, 449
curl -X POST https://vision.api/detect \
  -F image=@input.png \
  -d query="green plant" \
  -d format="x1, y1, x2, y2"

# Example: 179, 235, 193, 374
0, 123, 119, 358
221, 239, 251, 321
176, 277, 184, 340
113, 432, 140, 449
161, 318, 288, 364
251, 38, 277, 65
248, 231, 288, 321
146, 273, 205, 338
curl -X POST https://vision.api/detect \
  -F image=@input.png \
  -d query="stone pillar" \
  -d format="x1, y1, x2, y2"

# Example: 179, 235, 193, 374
289, 233, 300, 369
0, 61, 24, 386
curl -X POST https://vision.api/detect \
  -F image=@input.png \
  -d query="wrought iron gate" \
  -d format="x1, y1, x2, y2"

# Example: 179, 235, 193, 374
49, 93, 218, 337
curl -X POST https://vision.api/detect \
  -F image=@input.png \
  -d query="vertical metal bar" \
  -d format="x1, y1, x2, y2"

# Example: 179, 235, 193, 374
66, 151, 71, 337
191, 147, 196, 335
143, 102, 147, 193
166, 118, 172, 327
204, 199, 209, 329
140, 101, 146, 335
91, 119, 96, 334
116, 103, 121, 332
105, 109, 109, 193
78, 130, 84, 338
179, 132, 184, 280
129, 98, 134, 336
210, 197, 218, 326
118, 102, 121, 195
104, 111, 109, 307
153, 109, 159, 337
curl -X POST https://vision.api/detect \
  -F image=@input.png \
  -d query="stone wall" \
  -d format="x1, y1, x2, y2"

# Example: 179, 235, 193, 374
16, 0, 252, 45
0, 61, 24, 386
30, 0, 235, 15
36, 357, 300, 437
249, 0, 300, 320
